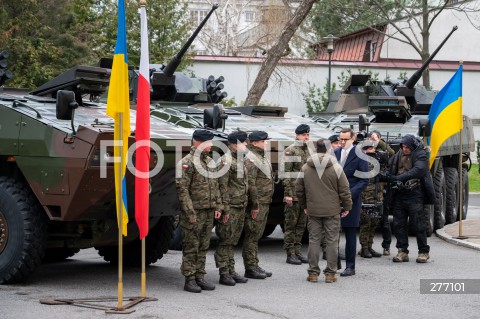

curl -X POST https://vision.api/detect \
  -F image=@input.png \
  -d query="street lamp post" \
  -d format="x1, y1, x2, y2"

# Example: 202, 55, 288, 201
323, 34, 338, 105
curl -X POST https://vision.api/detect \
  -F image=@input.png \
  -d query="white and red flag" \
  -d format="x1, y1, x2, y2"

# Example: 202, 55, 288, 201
135, 3, 150, 239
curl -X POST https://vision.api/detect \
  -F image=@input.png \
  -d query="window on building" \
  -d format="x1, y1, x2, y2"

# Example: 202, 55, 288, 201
190, 9, 208, 26
363, 40, 372, 62
370, 42, 377, 61
245, 11, 256, 22
362, 40, 377, 62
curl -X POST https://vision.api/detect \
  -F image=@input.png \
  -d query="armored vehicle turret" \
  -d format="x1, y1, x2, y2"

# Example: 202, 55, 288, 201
313, 26, 474, 235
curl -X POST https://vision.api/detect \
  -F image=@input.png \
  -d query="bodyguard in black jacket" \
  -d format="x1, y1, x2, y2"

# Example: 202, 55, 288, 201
385, 134, 434, 263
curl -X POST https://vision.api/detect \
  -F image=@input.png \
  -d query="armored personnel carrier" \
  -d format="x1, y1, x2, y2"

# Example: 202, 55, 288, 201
312, 26, 474, 235
0, 5, 332, 283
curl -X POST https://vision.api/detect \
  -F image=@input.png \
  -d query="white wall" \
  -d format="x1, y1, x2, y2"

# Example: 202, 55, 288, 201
192, 58, 480, 119
380, 3, 480, 62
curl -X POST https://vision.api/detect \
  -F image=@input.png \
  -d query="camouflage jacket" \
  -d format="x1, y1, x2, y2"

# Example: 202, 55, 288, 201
176, 147, 222, 219
246, 145, 274, 209
218, 146, 249, 213
362, 153, 385, 204
282, 141, 310, 201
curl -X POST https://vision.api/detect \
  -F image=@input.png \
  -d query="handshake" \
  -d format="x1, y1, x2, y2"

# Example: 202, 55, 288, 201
378, 172, 398, 183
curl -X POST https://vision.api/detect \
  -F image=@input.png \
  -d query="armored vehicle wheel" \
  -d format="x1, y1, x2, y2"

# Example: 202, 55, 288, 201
433, 167, 446, 230
96, 216, 175, 266
0, 177, 47, 284
444, 167, 459, 224
43, 248, 80, 262
458, 168, 469, 220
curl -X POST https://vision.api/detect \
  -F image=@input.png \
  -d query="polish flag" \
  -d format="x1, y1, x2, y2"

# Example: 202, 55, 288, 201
135, 3, 150, 239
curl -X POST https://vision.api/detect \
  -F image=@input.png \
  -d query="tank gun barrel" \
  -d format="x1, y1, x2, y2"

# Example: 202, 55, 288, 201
162, 4, 219, 77
405, 26, 458, 89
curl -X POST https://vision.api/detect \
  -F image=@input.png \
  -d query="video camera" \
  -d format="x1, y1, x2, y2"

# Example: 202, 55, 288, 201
361, 202, 383, 219
356, 130, 370, 142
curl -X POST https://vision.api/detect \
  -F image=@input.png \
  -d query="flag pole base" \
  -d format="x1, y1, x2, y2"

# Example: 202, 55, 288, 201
454, 236, 469, 240
40, 296, 157, 314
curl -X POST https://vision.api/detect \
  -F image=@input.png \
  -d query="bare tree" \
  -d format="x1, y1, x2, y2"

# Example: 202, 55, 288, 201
244, 0, 317, 106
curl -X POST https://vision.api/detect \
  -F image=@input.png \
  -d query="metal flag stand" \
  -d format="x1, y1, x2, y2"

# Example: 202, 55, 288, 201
40, 296, 157, 314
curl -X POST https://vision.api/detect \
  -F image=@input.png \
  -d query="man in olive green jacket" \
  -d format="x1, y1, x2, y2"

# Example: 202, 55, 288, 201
296, 138, 352, 283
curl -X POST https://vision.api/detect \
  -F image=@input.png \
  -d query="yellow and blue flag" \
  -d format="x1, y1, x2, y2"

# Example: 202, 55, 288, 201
428, 65, 463, 168
106, 0, 130, 236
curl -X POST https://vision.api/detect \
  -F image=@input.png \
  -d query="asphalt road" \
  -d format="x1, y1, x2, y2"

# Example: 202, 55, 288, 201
1, 197, 480, 319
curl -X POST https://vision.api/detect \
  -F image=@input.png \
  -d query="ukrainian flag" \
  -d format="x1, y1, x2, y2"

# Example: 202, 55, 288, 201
106, 0, 130, 236
428, 65, 463, 168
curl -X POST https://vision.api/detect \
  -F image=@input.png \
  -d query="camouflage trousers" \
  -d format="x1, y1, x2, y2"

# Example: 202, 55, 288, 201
242, 203, 269, 270
180, 208, 215, 280
283, 201, 307, 254
214, 206, 246, 276
359, 211, 380, 248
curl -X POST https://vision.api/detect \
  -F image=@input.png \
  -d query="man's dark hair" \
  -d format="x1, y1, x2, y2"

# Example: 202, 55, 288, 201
316, 138, 327, 153
340, 127, 354, 138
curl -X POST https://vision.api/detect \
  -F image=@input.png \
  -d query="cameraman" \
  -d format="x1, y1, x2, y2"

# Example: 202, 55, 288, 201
382, 134, 435, 263
358, 141, 388, 258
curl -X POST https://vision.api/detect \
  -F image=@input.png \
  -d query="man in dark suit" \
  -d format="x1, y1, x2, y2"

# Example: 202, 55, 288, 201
335, 128, 369, 276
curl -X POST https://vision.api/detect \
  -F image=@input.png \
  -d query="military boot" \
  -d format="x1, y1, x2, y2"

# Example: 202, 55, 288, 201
325, 273, 337, 283
369, 248, 382, 258
416, 252, 430, 263
230, 271, 248, 283
196, 278, 215, 290
360, 247, 372, 258
306, 273, 318, 283
184, 279, 201, 293
296, 252, 308, 264
392, 249, 409, 262
286, 253, 302, 265
245, 268, 267, 279
256, 266, 272, 277
383, 248, 390, 256
219, 274, 236, 286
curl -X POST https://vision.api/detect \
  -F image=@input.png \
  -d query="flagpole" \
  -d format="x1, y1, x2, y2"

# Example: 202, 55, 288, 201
458, 127, 463, 237
118, 113, 124, 309
141, 238, 146, 297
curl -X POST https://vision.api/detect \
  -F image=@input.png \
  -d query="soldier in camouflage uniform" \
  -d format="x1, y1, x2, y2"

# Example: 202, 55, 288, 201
359, 141, 385, 258
176, 129, 222, 293
282, 124, 311, 265
214, 131, 249, 286
243, 131, 274, 279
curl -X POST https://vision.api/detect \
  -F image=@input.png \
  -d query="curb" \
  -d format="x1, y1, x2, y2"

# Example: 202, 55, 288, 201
435, 228, 480, 251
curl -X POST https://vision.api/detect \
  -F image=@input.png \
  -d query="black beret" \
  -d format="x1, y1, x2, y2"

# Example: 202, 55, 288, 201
328, 135, 340, 142
192, 129, 214, 142
295, 124, 310, 134
248, 131, 269, 141
227, 130, 248, 143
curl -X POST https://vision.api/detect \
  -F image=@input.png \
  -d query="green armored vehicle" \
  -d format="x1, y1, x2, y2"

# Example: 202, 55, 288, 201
0, 6, 333, 284
312, 26, 474, 235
